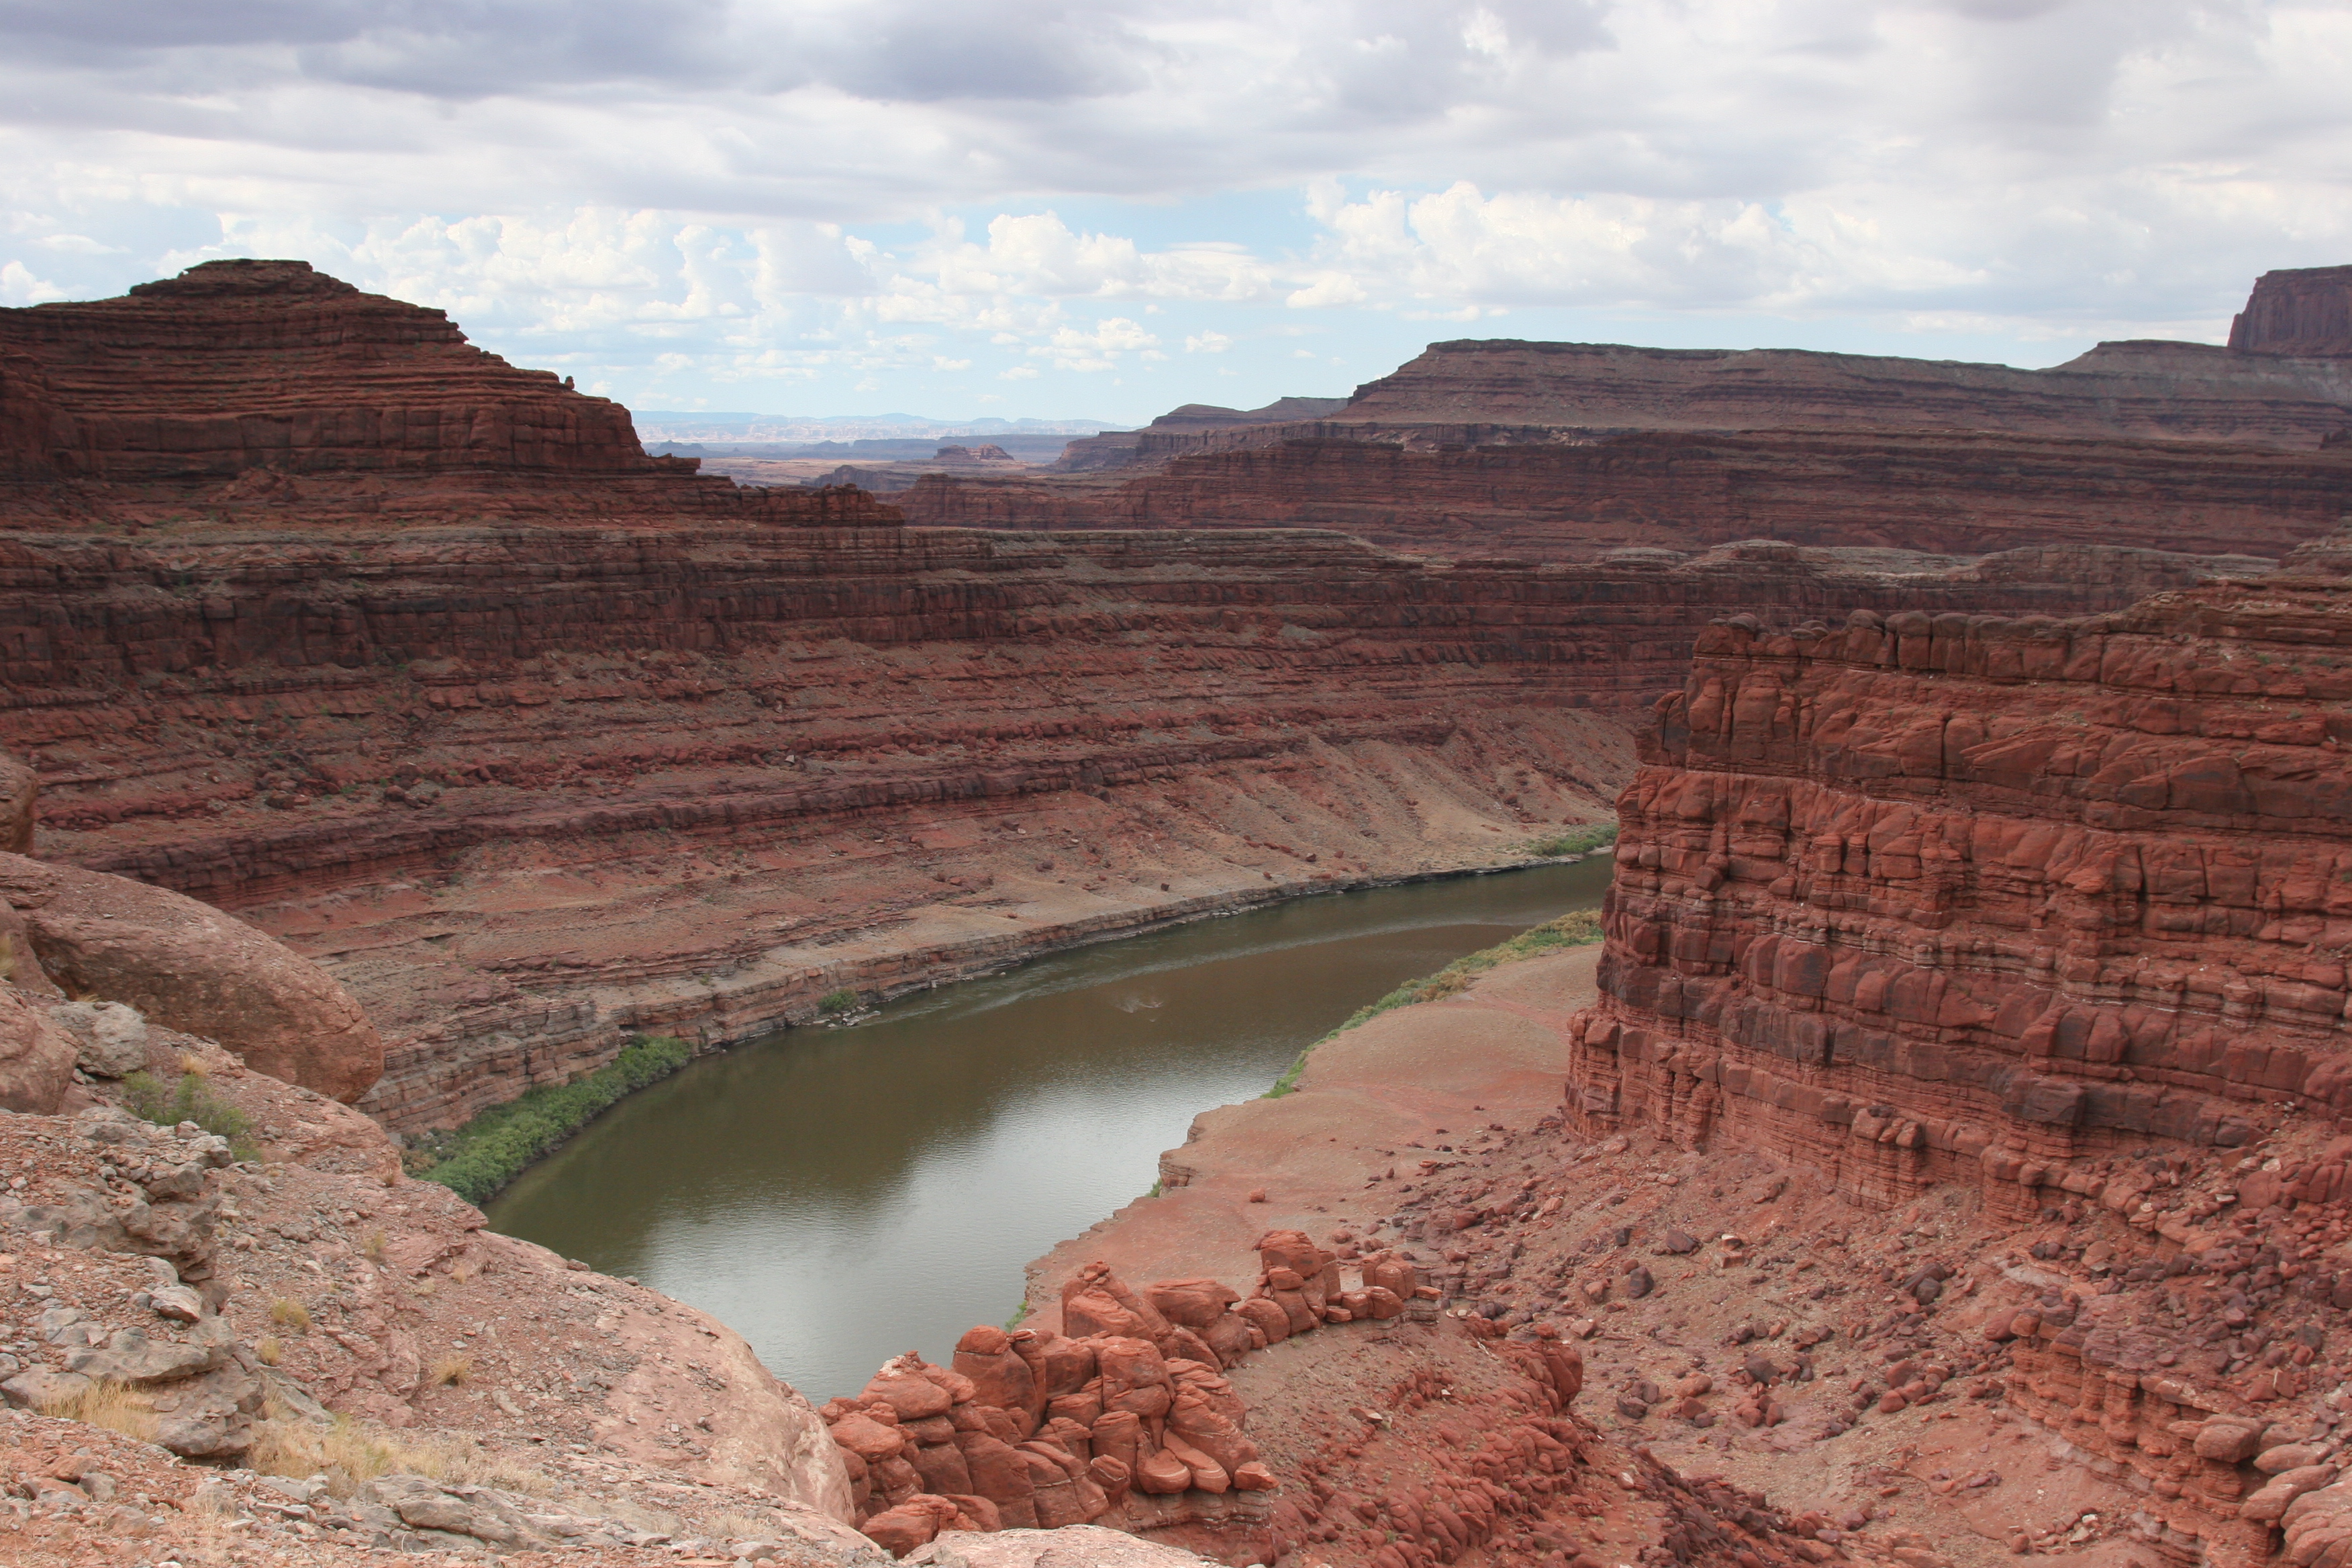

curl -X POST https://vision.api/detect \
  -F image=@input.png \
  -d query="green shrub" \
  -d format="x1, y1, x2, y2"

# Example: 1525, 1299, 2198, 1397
818, 988, 859, 1016
417, 1035, 693, 1205
1265, 908, 1605, 1097
120, 1071, 259, 1160
1524, 822, 1620, 859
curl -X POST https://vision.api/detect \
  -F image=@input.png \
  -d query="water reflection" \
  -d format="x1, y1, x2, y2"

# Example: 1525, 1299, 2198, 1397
486, 860, 1610, 1398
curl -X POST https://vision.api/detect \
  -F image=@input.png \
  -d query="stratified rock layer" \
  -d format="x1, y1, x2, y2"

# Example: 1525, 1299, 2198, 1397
1567, 567, 2352, 1212
907, 268, 2352, 556
0, 521, 2261, 1132
0, 260, 652, 483
903, 428, 2352, 558
2231, 265, 2352, 358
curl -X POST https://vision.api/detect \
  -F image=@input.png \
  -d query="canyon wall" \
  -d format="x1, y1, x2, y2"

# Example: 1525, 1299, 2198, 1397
1566, 555, 2352, 1210
898, 428, 2352, 559
2231, 265, 2352, 358
1, 517, 2254, 1134
1339, 335, 2352, 444
898, 268, 2352, 559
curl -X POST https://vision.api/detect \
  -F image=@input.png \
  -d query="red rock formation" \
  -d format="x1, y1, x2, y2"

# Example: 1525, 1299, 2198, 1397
1568, 563, 2352, 1208
0, 850, 383, 1102
899, 272, 2352, 554
822, 1249, 1447, 1558
1342, 336, 2352, 442
2231, 265, 2352, 358
0, 258, 900, 528
899, 428, 2352, 559
0, 518, 2259, 1130
0, 259, 650, 483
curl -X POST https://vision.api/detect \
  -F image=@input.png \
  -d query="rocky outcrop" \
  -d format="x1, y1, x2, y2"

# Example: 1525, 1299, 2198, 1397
0, 985, 76, 1112
818, 1245, 1492, 1560
2231, 266, 2352, 358
0, 850, 382, 1102
1567, 565, 2352, 1208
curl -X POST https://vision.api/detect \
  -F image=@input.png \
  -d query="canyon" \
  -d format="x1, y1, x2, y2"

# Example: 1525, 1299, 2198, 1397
4, 255, 2352, 1568
879, 266, 2352, 561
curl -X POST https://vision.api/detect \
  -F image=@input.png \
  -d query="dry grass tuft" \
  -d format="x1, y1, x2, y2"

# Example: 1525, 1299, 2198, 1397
363, 1228, 387, 1261
428, 1354, 473, 1387
250, 1411, 550, 1499
256, 1336, 285, 1367
37, 1379, 157, 1442
449, 1255, 481, 1284
268, 1297, 311, 1333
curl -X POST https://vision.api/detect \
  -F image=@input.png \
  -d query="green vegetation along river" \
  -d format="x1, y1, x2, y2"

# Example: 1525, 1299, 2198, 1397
485, 859, 1612, 1399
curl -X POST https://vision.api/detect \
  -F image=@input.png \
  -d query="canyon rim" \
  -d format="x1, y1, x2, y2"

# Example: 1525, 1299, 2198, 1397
0, 257, 2349, 1568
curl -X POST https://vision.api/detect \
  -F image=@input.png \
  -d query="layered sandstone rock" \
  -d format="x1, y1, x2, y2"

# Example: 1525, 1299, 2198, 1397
0, 518, 2261, 1132
0, 259, 899, 530
1567, 565, 2352, 1208
0, 260, 652, 483
900, 267, 2352, 555
899, 428, 2352, 558
2231, 265, 2352, 358
820, 1246, 1476, 1559
1342, 334, 2352, 440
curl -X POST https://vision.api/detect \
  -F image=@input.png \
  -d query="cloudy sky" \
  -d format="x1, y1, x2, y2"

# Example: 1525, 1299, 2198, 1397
3, 1, 2348, 426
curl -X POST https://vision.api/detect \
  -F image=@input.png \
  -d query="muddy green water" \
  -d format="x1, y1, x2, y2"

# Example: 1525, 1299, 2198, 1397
485, 860, 1612, 1400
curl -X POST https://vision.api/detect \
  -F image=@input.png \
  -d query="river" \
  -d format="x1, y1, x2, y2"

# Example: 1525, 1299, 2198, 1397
485, 859, 1612, 1399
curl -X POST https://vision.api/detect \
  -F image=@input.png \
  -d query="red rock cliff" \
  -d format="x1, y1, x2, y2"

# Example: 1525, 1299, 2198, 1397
1568, 560, 2352, 1215
2230, 265, 2352, 358
0, 259, 659, 481
0, 522, 2253, 1132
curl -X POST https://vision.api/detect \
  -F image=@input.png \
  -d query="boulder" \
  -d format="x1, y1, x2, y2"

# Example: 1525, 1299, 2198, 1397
1146, 1278, 1240, 1329
863, 1495, 960, 1558
360, 1475, 532, 1545
910, 1442, 975, 1500
863, 1361, 954, 1421
951, 1326, 1038, 1432
2243, 1465, 2338, 1523
1089, 1410, 1143, 1475
0, 986, 77, 1113
832, 1414, 908, 1463
1168, 1387, 1260, 1475
0, 852, 383, 1101
48, 999, 150, 1079
2196, 1417, 2268, 1463
1234, 1297, 1290, 1343
0, 1369, 93, 1410
1133, 1449, 1193, 1495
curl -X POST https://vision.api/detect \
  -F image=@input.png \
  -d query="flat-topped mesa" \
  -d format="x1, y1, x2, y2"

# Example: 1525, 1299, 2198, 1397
2230, 264, 2352, 358
1567, 561, 2352, 1218
1338, 332, 2352, 446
